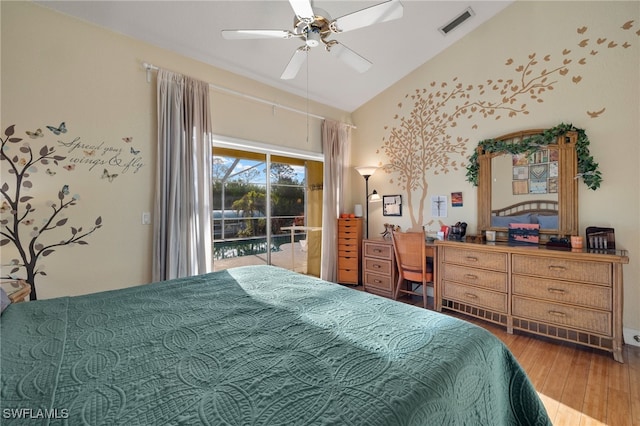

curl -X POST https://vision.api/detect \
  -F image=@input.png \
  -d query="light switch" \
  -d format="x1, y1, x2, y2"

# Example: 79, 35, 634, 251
142, 212, 151, 225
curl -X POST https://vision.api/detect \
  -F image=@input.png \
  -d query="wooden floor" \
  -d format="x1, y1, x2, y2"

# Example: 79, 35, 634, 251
378, 292, 640, 426
459, 313, 640, 426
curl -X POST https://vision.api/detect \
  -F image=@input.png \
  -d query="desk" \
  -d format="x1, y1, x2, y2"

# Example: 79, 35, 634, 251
362, 238, 437, 306
280, 226, 322, 271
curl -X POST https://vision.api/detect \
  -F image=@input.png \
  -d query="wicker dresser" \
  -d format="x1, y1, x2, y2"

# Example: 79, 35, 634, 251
437, 240, 629, 362
336, 218, 362, 285
362, 238, 398, 298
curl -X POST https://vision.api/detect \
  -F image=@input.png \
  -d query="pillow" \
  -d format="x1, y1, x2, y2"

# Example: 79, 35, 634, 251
1, 288, 10, 314
491, 213, 532, 227
537, 215, 558, 229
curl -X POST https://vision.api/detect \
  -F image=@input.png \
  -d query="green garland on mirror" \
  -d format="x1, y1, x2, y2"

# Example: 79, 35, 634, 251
465, 123, 602, 190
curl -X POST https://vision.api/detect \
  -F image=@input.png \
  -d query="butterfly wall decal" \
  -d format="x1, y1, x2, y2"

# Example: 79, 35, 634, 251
102, 169, 118, 182
26, 129, 44, 138
63, 164, 75, 171
84, 150, 96, 157
122, 137, 133, 143
62, 185, 70, 195
46, 122, 67, 135
130, 147, 140, 155
46, 168, 56, 176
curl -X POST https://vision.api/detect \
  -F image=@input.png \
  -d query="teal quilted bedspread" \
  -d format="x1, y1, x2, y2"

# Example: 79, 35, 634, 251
1, 265, 550, 425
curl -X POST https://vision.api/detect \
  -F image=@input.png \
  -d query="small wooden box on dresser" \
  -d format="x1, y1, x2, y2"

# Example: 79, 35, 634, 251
436, 240, 629, 363
336, 218, 363, 285
361, 238, 398, 298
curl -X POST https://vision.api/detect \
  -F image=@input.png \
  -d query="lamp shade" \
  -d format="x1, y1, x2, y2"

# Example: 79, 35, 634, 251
370, 190, 381, 202
355, 166, 378, 177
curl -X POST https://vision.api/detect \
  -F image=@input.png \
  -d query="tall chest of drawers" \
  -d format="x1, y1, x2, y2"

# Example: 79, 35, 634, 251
437, 241, 629, 362
336, 218, 362, 285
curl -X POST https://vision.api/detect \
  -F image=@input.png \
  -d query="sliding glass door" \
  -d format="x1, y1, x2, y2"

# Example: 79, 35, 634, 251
212, 148, 314, 273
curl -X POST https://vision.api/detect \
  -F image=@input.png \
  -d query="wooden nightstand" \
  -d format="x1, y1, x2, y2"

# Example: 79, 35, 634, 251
362, 238, 398, 298
1, 280, 31, 303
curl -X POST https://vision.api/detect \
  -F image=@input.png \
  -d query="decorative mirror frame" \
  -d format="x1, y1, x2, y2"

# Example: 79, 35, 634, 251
474, 128, 580, 242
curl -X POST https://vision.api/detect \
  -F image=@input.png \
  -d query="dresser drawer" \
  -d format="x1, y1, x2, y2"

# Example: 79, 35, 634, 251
364, 257, 392, 275
512, 296, 611, 335
442, 247, 507, 272
339, 255, 358, 268
443, 264, 507, 292
364, 272, 394, 293
363, 241, 393, 260
338, 268, 359, 284
338, 220, 361, 230
442, 281, 507, 313
338, 235, 360, 245
338, 245, 359, 254
512, 255, 611, 285
338, 229, 360, 239
512, 275, 611, 310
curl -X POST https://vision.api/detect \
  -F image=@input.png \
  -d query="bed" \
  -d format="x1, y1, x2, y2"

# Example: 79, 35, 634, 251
0, 265, 550, 425
491, 199, 558, 229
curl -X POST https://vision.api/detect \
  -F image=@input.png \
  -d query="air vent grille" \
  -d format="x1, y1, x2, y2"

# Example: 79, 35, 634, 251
439, 7, 475, 35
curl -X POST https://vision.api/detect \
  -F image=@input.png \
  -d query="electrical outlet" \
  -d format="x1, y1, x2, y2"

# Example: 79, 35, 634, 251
634, 335, 640, 343
142, 212, 151, 225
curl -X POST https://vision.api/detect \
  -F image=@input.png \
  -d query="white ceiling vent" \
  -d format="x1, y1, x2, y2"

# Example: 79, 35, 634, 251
439, 7, 475, 35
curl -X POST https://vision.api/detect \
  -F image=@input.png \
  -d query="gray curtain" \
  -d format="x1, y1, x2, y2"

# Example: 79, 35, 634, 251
153, 69, 213, 281
320, 119, 351, 282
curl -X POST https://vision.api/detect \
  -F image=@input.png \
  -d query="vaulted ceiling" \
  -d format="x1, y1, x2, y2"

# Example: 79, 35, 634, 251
36, 1, 513, 112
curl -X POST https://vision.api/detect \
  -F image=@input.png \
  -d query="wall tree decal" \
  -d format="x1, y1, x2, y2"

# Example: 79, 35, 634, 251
378, 19, 637, 230
0, 124, 102, 300
378, 86, 469, 230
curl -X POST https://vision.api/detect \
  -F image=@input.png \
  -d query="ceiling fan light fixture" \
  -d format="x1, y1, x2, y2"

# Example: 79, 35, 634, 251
305, 28, 322, 47
222, 0, 403, 79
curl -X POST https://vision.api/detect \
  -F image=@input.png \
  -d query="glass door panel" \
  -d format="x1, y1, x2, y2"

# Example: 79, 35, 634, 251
212, 150, 268, 271
212, 148, 319, 275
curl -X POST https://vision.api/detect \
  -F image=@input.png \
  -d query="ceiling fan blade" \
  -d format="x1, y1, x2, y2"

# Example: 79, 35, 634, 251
332, 0, 403, 33
221, 29, 295, 40
328, 42, 372, 73
288, 0, 314, 20
280, 47, 308, 80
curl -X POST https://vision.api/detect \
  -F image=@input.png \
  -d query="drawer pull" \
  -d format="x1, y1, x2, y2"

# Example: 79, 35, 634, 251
373, 249, 382, 253
464, 274, 478, 280
548, 310, 566, 317
464, 293, 478, 299
547, 287, 566, 295
548, 265, 567, 272
465, 256, 479, 262
374, 279, 382, 284
373, 264, 381, 269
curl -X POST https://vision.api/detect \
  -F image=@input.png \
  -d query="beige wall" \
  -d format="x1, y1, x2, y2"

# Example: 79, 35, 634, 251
3, 1, 638, 340
351, 1, 639, 337
1, 1, 348, 299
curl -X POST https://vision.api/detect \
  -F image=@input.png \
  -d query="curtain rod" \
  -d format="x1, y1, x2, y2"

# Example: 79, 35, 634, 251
142, 62, 356, 129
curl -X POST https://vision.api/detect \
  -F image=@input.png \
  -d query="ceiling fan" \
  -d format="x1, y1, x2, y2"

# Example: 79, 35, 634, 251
221, 0, 403, 80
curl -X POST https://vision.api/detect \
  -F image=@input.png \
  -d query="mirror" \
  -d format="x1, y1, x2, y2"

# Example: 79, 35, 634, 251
477, 129, 578, 242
